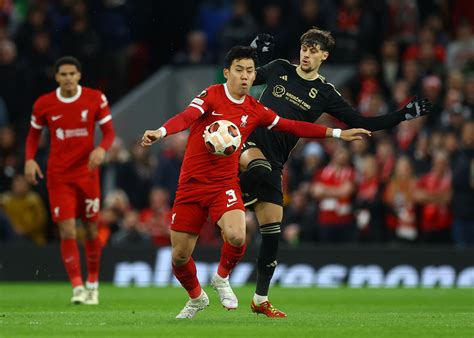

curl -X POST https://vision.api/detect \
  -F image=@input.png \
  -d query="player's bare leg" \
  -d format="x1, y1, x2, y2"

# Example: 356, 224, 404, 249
252, 202, 287, 317
211, 209, 246, 310
59, 219, 85, 304
83, 221, 101, 305
171, 230, 209, 318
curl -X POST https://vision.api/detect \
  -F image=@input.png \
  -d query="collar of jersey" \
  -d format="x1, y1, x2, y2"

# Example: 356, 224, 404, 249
56, 85, 82, 103
223, 83, 245, 104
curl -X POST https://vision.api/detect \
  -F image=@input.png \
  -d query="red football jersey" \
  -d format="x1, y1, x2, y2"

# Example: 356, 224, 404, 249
176, 84, 280, 185
30, 85, 112, 179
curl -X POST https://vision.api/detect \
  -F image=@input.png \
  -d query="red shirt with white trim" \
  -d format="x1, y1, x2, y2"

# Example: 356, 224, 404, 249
29, 85, 112, 179
161, 83, 328, 186
313, 165, 355, 225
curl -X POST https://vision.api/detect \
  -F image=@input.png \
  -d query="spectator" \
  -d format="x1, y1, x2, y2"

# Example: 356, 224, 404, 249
375, 137, 396, 183
354, 155, 386, 242
414, 150, 453, 243
153, 132, 187, 204
218, 0, 258, 62
110, 209, 151, 246
0, 175, 47, 245
288, 141, 325, 193
282, 189, 317, 245
120, 141, 157, 209
383, 156, 417, 242
173, 30, 213, 66
410, 132, 431, 175
311, 144, 356, 243
139, 187, 171, 246
380, 39, 400, 88
446, 18, 474, 72
451, 121, 474, 247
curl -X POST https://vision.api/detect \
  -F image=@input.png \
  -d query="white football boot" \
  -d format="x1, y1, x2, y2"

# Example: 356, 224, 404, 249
176, 291, 210, 319
71, 285, 86, 304
210, 274, 238, 310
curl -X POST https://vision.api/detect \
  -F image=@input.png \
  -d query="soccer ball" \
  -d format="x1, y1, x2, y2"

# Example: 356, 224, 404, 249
203, 120, 241, 156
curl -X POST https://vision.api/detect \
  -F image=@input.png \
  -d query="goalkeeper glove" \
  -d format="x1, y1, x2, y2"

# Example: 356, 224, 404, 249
250, 34, 275, 53
401, 96, 433, 120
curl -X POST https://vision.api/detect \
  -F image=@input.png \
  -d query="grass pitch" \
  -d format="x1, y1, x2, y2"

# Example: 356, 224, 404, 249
0, 283, 473, 337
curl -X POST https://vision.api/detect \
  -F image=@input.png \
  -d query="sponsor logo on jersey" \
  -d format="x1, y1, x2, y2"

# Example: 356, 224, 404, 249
240, 115, 248, 127
279, 75, 288, 81
56, 127, 89, 140
272, 85, 285, 97
197, 90, 207, 98
51, 115, 62, 121
226, 201, 238, 208
81, 109, 89, 122
211, 111, 224, 116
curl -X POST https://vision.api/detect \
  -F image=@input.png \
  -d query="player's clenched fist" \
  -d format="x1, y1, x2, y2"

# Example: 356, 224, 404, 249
141, 129, 163, 146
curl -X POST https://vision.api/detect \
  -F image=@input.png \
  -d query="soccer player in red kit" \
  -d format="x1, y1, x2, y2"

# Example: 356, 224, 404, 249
141, 46, 369, 318
24, 56, 115, 305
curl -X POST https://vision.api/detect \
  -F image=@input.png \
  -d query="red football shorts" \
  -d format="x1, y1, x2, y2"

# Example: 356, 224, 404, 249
171, 180, 244, 234
47, 172, 101, 222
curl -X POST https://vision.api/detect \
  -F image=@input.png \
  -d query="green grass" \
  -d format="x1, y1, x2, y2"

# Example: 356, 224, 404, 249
0, 283, 473, 337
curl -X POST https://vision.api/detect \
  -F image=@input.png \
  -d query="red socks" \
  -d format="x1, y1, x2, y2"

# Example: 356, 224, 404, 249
60, 239, 83, 288
173, 258, 202, 299
217, 242, 247, 278
85, 238, 102, 283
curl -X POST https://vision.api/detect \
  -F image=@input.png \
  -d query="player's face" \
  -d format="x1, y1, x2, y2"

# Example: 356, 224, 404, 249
55, 64, 81, 93
299, 44, 328, 72
223, 58, 256, 98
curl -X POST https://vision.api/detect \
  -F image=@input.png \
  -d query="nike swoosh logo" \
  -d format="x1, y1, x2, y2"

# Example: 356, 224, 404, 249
211, 111, 224, 116
52, 115, 62, 121
226, 202, 238, 207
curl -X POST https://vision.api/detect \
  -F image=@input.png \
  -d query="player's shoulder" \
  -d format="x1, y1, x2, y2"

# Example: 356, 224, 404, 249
34, 90, 57, 111
196, 84, 222, 99
316, 75, 341, 94
261, 58, 293, 71
82, 86, 105, 99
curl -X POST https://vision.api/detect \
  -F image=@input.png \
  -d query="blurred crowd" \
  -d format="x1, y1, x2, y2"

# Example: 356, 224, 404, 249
0, 0, 473, 247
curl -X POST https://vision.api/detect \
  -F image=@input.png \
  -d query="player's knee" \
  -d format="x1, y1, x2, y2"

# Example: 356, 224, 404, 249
225, 231, 246, 247
240, 158, 272, 192
58, 221, 76, 239
172, 249, 191, 266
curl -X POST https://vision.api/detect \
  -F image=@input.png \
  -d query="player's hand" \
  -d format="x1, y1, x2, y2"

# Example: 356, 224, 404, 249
141, 129, 163, 147
340, 128, 371, 141
402, 96, 433, 120
88, 146, 106, 170
250, 33, 275, 53
24, 159, 43, 185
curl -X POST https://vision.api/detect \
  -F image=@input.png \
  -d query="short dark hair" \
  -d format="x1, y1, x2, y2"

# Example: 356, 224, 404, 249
300, 28, 335, 52
223, 46, 257, 69
54, 56, 82, 73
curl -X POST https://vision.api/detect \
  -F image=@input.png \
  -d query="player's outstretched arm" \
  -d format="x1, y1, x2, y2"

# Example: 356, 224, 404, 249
326, 94, 433, 131
272, 116, 371, 140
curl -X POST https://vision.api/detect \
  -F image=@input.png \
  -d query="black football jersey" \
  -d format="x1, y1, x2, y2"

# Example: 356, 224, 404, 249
249, 59, 403, 170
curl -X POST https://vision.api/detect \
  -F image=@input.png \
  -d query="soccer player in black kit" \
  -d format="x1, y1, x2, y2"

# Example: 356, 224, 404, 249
241, 28, 432, 317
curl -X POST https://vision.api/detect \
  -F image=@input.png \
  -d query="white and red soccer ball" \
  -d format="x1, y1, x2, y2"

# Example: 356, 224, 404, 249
203, 120, 241, 156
